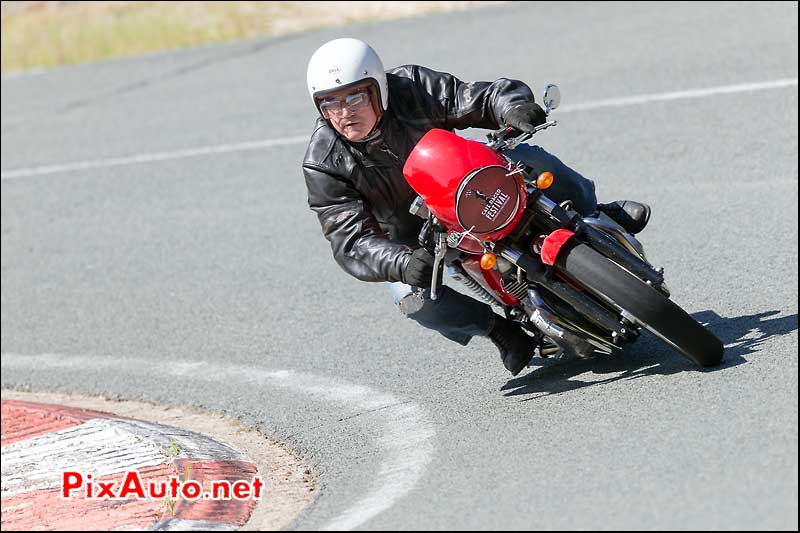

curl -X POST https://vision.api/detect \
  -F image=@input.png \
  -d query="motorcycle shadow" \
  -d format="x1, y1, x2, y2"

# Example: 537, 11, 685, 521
501, 309, 798, 401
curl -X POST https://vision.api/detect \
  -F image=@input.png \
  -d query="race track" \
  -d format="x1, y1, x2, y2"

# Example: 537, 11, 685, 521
2, 2, 798, 529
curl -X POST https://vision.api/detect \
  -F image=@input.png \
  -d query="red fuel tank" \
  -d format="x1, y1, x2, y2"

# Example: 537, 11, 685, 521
403, 129, 527, 245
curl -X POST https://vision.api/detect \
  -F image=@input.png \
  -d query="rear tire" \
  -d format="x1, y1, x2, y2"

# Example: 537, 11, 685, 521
555, 242, 724, 367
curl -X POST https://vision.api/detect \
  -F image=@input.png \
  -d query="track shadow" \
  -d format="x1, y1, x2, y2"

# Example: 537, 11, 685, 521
501, 310, 798, 401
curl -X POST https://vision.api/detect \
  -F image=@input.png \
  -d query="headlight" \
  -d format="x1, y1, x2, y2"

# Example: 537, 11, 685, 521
455, 166, 523, 235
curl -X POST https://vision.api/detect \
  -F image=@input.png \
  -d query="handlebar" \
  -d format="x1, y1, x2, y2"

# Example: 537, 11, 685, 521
487, 125, 517, 143
486, 120, 558, 152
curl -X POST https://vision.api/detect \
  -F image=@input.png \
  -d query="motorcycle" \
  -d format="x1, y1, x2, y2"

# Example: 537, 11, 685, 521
402, 84, 724, 367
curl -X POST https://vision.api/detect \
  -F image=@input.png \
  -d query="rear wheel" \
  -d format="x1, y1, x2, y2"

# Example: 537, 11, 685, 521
554, 242, 724, 367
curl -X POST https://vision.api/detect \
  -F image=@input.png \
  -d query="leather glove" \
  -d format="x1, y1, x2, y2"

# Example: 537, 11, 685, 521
504, 102, 547, 133
402, 247, 435, 288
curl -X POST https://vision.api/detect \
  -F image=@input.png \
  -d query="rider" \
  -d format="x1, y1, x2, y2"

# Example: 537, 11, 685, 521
302, 38, 650, 376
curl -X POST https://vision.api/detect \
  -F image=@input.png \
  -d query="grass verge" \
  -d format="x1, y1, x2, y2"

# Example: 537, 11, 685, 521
1, 1, 498, 74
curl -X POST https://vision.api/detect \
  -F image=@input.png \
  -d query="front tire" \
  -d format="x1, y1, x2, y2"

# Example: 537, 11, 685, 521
554, 242, 724, 367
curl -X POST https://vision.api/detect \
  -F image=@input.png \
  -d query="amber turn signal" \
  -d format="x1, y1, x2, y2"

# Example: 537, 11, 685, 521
537, 171, 554, 189
480, 252, 497, 270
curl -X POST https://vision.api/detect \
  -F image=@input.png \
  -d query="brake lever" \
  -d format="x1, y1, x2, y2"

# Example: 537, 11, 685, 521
488, 121, 558, 152
429, 232, 447, 301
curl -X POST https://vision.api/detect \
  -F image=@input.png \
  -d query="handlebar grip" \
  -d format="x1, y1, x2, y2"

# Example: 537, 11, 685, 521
489, 125, 516, 142
498, 125, 517, 140
500, 125, 516, 137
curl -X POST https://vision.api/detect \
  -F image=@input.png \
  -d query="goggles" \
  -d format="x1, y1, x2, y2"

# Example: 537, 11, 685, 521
319, 89, 371, 119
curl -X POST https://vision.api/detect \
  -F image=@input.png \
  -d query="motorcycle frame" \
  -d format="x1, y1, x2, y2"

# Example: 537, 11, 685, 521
429, 183, 661, 358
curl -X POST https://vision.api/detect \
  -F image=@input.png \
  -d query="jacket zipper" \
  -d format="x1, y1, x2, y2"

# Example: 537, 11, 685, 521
378, 142, 401, 163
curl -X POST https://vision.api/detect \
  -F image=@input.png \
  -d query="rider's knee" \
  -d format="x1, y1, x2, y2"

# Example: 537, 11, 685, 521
573, 178, 598, 215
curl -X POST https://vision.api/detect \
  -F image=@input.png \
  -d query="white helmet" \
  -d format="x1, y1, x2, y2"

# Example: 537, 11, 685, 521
306, 38, 388, 116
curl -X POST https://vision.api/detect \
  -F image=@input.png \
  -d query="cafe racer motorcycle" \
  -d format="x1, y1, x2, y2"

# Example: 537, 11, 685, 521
402, 85, 724, 367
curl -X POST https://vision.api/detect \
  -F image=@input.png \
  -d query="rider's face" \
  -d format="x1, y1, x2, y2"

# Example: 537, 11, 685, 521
319, 86, 380, 142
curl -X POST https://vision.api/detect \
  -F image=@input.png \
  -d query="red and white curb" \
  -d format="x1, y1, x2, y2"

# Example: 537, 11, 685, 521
1, 400, 259, 531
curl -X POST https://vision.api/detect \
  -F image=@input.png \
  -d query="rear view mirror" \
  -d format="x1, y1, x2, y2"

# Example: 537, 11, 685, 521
543, 84, 561, 113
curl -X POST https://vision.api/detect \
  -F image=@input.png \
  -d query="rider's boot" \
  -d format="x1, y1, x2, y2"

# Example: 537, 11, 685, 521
597, 200, 651, 235
487, 316, 537, 376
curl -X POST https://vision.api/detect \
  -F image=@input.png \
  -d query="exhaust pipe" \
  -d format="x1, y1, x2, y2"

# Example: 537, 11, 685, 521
527, 289, 595, 359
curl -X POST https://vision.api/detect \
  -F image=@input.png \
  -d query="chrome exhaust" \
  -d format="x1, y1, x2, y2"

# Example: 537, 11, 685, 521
526, 289, 595, 359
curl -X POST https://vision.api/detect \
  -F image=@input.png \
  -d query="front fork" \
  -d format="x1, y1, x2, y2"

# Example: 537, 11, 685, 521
531, 194, 666, 290
496, 244, 629, 339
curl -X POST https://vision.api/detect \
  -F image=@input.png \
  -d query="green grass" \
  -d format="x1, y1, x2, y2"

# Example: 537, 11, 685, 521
165, 438, 182, 457
1, 2, 279, 73
1, 1, 498, 74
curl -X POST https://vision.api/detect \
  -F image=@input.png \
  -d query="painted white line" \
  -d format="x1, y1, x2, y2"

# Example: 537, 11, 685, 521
1, 353, 437, 531
0, 136, 310, 180
165, 364, 437, 532
320, 403, 434, 531
1, 77, 796, 181
558, 78, 798, 113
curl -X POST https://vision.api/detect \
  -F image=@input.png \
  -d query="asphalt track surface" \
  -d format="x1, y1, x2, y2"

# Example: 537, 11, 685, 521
2, 2, 798, 530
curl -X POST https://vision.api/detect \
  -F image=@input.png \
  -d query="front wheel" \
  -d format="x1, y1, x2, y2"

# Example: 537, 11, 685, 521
554, 242, 724, 367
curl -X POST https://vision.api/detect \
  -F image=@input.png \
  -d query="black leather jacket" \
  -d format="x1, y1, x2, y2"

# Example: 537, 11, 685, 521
302, 64, 535, 283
